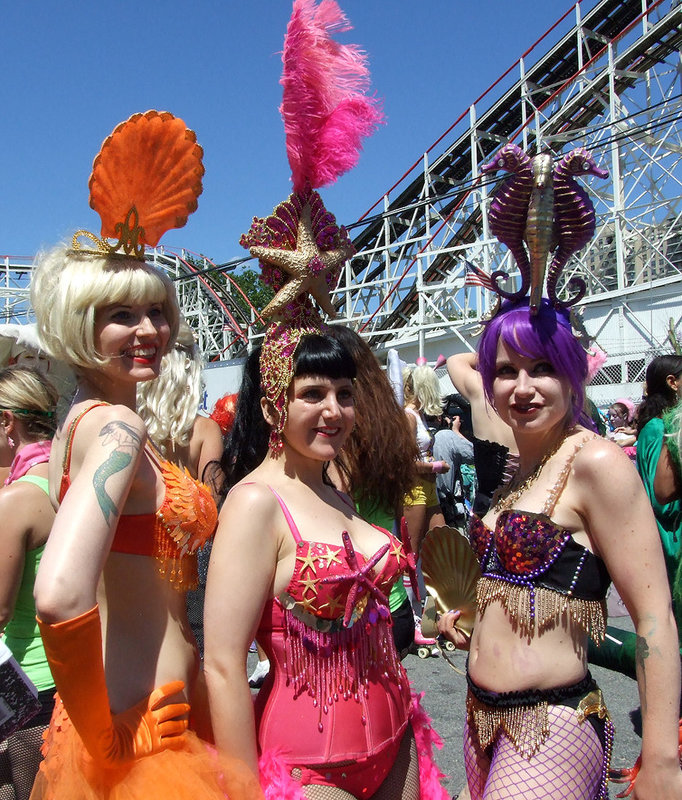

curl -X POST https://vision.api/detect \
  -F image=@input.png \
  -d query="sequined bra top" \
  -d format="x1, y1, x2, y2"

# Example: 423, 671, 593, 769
59, 403, 218, 591
469, 437, 610, 642
256, 484, 407, 625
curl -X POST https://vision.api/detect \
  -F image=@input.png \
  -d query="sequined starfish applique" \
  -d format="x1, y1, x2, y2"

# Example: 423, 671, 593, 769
389, 540, 406, 566
249, 204, 351, 319
300, 576, 319, 598
318, 531, 389, 627
319, 594, 344, 617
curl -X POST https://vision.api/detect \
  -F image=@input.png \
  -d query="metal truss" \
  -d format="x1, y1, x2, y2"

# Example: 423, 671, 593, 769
331, 0, 682, 360
0, 249, 258, 363
2, 0, 681, 371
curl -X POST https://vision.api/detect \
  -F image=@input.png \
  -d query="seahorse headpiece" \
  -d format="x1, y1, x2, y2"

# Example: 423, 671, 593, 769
479, 143, 608, 316
241, 0, 383, 452
71, 110, 204, 260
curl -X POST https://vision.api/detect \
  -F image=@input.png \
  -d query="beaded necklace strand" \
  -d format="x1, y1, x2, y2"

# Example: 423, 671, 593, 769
493, 427, 572, 513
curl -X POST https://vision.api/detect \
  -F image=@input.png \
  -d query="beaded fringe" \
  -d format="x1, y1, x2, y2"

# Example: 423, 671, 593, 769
476, 577, 606, 643
282, 599, 403, 732
467, 686, 614, 799
467, 690, 550, 758
152, 542, 198, 592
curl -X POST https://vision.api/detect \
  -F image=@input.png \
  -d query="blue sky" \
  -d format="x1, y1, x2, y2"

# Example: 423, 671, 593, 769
1, 1, 580, 265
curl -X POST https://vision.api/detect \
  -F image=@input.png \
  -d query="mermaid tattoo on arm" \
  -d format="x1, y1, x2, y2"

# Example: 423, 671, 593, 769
93, 421, 142, 523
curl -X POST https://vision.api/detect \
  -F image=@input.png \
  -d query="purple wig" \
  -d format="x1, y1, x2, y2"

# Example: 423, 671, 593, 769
477, 299, 589, 427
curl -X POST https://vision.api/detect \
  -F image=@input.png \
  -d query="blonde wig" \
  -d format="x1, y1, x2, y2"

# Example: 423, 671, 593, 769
402, 364, 443, 417
137, 320, 203, 457
30, 244, 179, 369
0, 365, 58, 439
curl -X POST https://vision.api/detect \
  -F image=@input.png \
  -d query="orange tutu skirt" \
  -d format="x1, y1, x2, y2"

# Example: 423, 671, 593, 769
31, 696, 262, 800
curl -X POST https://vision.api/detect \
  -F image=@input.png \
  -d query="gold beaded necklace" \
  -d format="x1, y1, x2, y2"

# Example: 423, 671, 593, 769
493, 428, 571, 513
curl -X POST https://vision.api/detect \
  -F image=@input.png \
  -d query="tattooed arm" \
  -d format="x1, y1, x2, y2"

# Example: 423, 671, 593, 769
34, 405, 147, 623
576, 439, 682, 800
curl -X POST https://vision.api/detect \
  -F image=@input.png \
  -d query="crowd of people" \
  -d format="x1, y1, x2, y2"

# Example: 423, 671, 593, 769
2, 251, 682, 799
1, 13, 681, 800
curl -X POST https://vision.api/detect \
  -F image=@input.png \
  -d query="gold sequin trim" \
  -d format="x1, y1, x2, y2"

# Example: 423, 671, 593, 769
476, 577, 606, 643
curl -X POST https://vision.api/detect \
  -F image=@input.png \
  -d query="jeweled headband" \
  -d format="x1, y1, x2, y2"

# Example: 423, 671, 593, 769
241, 0, 382, 452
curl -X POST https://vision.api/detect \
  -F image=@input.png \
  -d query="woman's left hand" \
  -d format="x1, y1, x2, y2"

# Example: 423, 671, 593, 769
436, 609, 471, 650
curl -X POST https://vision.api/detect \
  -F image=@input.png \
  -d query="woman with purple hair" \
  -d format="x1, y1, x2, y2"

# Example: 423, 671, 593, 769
438, 299, 682, 799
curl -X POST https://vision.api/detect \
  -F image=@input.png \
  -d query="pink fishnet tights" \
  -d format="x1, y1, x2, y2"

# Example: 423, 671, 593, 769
463, 704, 604, 799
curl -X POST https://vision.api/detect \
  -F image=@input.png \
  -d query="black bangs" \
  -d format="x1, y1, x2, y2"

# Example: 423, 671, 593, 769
293, 334, 357, 381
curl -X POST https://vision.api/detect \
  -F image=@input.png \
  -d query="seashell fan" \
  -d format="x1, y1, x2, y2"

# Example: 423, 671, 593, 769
74, 110, 204, 259
421, 526, 481, 639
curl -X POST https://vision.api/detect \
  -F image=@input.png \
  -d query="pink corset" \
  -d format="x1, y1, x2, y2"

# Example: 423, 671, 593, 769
252, 485, 411, 766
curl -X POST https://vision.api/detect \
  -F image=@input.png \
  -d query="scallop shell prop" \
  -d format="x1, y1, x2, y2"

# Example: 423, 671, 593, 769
421, 525, 480, 638
88, 110, 205, 248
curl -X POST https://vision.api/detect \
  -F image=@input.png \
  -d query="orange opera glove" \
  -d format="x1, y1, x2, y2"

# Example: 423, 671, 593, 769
38, 604, 189, 767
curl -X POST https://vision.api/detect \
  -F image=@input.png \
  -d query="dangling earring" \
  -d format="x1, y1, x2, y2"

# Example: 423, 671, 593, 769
7, 436, 15, 449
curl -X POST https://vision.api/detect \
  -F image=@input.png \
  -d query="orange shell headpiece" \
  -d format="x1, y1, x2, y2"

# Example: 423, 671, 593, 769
72, 110, 204, 259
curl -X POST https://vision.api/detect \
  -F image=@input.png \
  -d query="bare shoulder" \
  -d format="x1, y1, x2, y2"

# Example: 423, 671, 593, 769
0, 480, 48, 522
215, 479, 283, 554
68, 403, 147, 444
571, 433, 640, 491
193, 414, 221, 440
219, 480, 280, 523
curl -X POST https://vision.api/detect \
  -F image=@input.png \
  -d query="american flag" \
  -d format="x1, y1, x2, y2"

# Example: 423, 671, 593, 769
463, 261, 494, 291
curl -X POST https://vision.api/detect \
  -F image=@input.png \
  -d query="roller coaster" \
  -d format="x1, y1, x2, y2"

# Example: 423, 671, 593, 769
2, 0, 681, 404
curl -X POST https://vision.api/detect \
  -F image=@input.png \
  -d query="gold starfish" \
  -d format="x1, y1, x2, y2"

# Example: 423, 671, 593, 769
389, 541, 406, 564
300, 576, 319, 597
296, 551, 318, 576
319, 594, 344, 617
300, 595, 319, 614
250, 204, 352, 319
320, 546, 343, 568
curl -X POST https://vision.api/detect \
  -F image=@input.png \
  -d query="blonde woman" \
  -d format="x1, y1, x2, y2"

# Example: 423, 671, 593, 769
137, 319, 223, 497
29, 246, 260, 800
402, 364, 449, 554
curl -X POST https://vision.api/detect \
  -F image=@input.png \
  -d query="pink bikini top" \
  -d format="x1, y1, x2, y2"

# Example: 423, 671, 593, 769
255, 485, 407, 625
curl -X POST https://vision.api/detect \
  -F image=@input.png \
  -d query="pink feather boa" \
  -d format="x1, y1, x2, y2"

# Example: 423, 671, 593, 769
257, 689, 448, 799
281, 0, 384, 191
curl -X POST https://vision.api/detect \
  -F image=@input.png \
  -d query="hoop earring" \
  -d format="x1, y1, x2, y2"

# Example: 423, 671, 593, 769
7, 436, 15, 449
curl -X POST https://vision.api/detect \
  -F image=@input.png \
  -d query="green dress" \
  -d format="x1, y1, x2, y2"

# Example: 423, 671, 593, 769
637, 416, 682, 630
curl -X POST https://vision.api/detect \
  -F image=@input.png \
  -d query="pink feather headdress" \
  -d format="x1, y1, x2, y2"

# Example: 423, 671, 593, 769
282, 0, 383, 192
241, 0, 383, 452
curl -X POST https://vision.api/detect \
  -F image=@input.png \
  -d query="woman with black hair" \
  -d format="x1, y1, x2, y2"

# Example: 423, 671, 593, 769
636, 354, 682, 642
205, 333, 447, 800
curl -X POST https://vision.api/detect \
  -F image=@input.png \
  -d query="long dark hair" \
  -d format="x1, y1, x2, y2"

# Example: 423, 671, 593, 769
636, 354, 682, 434
218, 333, 356, 501
327, 326, 417, 517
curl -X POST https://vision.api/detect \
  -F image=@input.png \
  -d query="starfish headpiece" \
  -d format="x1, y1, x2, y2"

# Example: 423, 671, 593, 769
242, 0, 382, 452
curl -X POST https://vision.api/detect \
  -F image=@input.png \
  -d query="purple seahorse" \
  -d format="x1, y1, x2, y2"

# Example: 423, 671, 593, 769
525, 153, 555, 314
548, 147, 609, 308
481, 144, 533, 301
